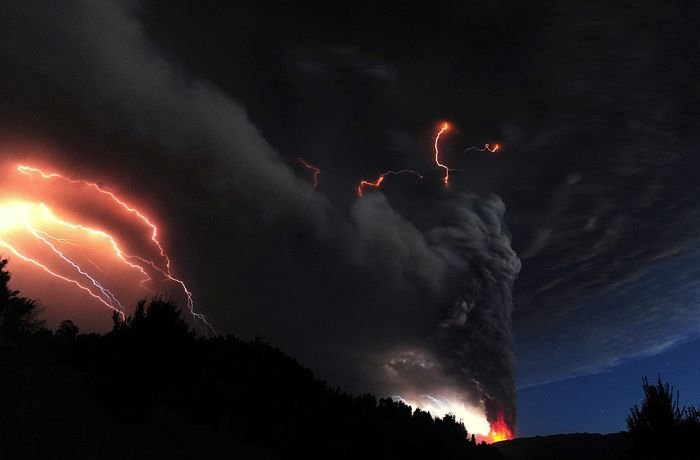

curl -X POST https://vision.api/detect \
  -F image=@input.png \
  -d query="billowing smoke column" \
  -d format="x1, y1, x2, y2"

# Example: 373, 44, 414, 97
432, 194, 520, 435
379, 193, 520, 439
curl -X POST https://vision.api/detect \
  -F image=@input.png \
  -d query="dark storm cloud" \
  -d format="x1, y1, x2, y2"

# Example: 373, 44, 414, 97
232, 1, 700, 385
203, 0, 700, 390
256, 1, 700, 388
348, 194, 445, 289
0, 0, 522, 428
498, 2, 700, 385
0, 0, 332, 227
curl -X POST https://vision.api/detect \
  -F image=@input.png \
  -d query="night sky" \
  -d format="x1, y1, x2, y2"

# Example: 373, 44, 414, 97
2, 1, 700, 437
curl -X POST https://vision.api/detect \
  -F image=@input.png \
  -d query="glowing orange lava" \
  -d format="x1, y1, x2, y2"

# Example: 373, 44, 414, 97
0, 163, 215, 334
357, 170, 423, 197
296, 157, 321, 189
434, 122, 452, 186
487, 413, 514, 443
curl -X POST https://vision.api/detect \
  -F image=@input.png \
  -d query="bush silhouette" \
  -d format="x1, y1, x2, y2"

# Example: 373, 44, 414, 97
92, 297, 195, 421
627, 376, 682, 438
0, 258, 44, 339
627, 376, 700, 459
56, 319, 79, 339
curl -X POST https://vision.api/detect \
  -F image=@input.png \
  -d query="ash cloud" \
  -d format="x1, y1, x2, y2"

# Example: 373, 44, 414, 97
0, 0, 521, 430
0, 0, 329, 227
429, 194, 521, 427
379, 193, 521, 428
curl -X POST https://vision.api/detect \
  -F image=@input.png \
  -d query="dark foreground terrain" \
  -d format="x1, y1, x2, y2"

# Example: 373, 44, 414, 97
0, 256, 508, 460
495, 432, 629, 460
0, 349, 278, 460
4, 259, 700, 459
0, 297, 504, 460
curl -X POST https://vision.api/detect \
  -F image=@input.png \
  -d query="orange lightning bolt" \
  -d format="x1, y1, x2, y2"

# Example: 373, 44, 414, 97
357, 170, 423, 197
462, 143, 501, 155
434, 122, 452, 187
16, 165, 215, 334
296, 157, 321, 189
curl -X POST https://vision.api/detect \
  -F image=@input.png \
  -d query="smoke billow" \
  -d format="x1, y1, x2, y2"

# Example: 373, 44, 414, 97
431, 194, 521, 428
379, 194, 521, 430
0, 0, 521, 433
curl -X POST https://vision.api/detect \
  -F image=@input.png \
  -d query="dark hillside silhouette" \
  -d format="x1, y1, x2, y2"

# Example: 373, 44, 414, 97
495, 376, 700, 460
0, 259, 503, 459
494, 432, 629, 460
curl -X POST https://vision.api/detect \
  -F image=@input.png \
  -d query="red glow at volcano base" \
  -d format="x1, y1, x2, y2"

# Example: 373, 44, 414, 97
486, 412, 514, 443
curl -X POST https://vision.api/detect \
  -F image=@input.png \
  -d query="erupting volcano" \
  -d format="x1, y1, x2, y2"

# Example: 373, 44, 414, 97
488, 412, 514, 443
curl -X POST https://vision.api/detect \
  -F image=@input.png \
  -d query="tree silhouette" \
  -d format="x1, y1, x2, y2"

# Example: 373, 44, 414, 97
0, 258, 44, 339
627, 376, 700, 459
93, 296, 196, 421
627, 376, 682, 437
56, 319, 79, 339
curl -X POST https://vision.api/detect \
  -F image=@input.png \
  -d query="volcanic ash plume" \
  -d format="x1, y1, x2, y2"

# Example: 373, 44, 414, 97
433, 193, 520, 432
382, 193, 521, 438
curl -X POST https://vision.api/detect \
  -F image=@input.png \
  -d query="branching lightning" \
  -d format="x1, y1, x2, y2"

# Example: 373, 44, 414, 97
295, 122, 499, 196
434, 122, 502, 187
462, 143, 500, 155
434, 122, 452, 187
357, 170, 423, 197
32, 227, 125, 311
3, 165, 215, 334
296, 157, 321, 189
0, 202, 126, 316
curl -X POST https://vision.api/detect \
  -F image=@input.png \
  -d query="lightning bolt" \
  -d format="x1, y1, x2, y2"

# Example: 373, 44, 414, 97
15, 165, 215, 334
434, 122, 452, 187
296, 157, 321, 189
0, 202, 126, 317
357, 170, 423, 197
32, 228, 124, 311
36, 203, 153, 288
35, 236, 112, 275
462, 143, 500, 155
